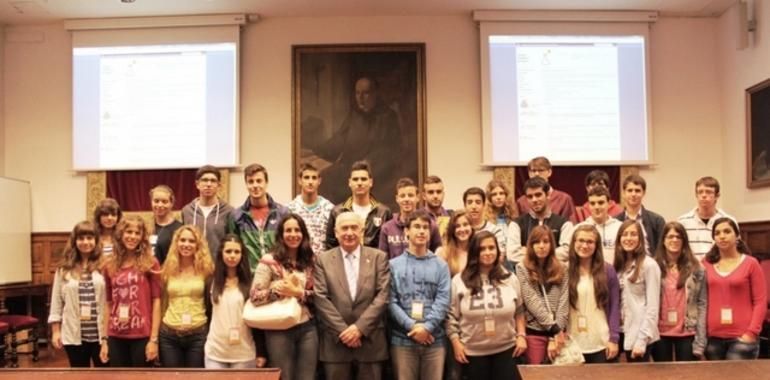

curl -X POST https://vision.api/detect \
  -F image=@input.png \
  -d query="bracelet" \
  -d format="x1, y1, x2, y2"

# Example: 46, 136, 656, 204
149, 336, 159, 344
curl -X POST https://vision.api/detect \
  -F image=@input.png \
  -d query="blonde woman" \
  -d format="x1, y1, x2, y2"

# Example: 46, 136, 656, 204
436, 209, 473, 277
103, 216, 161, 367
48, 221, 108, 367
159, 225, 215, 367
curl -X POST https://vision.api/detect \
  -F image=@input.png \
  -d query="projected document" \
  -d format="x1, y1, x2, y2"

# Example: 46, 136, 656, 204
73, 42, 237, 171
516, 46, 620, 161
99, 54, 207, 167
484, 35, 648, 165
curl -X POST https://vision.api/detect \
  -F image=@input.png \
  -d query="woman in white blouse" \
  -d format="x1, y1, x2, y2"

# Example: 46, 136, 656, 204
613, 219, 661, 362
48, 221, 108, 367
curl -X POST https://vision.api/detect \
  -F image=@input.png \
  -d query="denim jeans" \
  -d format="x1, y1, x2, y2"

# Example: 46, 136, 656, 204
391, 345, 445, 380
204, 356, 257, 369
158, 324, 207, 368
265, 319, 318, 380
705, 337, 759, 360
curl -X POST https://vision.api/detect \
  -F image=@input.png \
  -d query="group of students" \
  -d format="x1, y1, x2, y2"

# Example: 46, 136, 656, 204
45, 157, 768, 380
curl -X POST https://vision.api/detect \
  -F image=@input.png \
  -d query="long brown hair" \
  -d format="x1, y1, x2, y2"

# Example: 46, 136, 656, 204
104, 215, 156, 275
441, 209, 471, 276
161, 225, 215, 282
655, 221, 700, 289
484, 180, 518, 224
523, 225, 564, 286
59, 221, 102, 279
568, 225, 609, 311
613, 220, 646, 283
461, 231, 511, 296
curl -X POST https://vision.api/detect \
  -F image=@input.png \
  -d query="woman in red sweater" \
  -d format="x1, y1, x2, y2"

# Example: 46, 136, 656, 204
702, 217, 767, 360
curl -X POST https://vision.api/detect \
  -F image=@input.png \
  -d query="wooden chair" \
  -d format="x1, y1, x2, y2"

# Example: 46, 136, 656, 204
0, 321, 8, 367
0, 315, 39, 368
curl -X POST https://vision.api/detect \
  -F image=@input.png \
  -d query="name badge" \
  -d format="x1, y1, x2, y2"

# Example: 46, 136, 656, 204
411, 301, 424, 320
577, 315, 588, 333
484, 316, 496, 336
80, 304, 92, 320
118, 304, 130, 323
721, 308, 733, 325
149, 234, 158, 246
667, 309, 678, 325
228, 327, 241, 345
181, 313, 192, 327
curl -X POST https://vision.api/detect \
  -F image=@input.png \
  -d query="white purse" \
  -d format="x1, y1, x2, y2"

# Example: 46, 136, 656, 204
242, 296, 302, 330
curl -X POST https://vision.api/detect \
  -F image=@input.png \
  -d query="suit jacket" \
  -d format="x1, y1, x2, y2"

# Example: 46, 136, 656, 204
313, 245, 390, 363
616, 206, 666, 255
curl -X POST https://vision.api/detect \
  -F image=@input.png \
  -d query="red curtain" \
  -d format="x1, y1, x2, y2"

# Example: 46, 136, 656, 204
514, 166, 620, 206
106, 169, 198, 212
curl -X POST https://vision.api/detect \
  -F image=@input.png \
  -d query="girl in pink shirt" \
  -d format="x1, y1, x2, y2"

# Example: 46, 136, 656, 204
702, 218, 766, 360
651, 221, 706, 361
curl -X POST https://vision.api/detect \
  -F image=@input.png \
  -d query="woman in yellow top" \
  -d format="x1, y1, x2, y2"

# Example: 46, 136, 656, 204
159, 225, 214, 367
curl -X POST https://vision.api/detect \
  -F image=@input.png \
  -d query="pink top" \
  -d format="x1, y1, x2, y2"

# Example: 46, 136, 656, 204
703, 255, 767, 339
104, 259, 162, 338
658, 271, 691, 337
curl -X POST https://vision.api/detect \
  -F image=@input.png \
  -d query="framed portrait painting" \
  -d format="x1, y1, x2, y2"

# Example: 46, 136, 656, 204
292, 43, 426, 210
746, 78, 770, 188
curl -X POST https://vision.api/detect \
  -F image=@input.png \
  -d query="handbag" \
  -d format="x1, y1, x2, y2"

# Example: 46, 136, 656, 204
242, 296, 302, 330
242, 259, 303, 330
551, 336, 585, 365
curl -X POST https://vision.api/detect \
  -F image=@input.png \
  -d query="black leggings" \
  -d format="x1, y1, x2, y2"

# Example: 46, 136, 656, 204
464, 347, 521, 380
64, 342, 108, 367
108, 337, 152, 367
651, 336, 695, 362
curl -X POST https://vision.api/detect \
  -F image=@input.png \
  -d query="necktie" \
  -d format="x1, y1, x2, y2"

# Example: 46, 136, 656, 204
346, 252, 358, 299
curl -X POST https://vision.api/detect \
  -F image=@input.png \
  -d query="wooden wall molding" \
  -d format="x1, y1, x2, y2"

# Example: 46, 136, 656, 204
739, 220, 770, 257
31, 232, 70, 285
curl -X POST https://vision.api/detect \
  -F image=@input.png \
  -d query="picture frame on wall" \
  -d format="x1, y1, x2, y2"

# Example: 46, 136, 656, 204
292, 43, 427, 210
746, 78, 770, 188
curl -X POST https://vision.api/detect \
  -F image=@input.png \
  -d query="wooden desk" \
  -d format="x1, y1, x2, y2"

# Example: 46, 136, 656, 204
518, 360, 770, 380
0, 368, 281, 380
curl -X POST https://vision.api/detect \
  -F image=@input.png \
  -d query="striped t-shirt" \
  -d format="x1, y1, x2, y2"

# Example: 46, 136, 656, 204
78, 272, 99, 342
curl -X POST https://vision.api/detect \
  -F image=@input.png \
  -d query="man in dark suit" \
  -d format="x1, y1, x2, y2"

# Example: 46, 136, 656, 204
314, 211, 390, 380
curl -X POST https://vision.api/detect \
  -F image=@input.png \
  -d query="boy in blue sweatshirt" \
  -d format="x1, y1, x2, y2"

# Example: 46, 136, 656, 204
388, 210, 451, 380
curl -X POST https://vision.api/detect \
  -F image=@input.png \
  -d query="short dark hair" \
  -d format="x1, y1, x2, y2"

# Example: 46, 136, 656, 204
196, 165, 221, 181
622, 174, 647, 191
244, 163, 268, 182
585, 170, 610, 188
298, 163, 319, 178
523, 177, 551, 193
528, 156, 552, 171
406, 210, 432, 229
350, 160, 372, 178
695, 176, 720, 195
463, 187, 486, 204
423, 175, 443, 187
396, 177, 416, 193
587, 186, 611, 201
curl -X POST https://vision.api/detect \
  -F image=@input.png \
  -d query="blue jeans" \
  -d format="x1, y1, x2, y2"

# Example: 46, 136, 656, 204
265, 319, 318, 380
705, 337, 759, 360
391, 345, 445, 380
158, 324, 207, 368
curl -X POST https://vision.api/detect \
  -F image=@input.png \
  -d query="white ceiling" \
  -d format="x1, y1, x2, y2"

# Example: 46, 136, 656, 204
0, 0, 738, 25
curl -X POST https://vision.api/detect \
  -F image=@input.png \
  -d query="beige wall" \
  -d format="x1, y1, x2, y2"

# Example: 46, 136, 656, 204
0, 26, 5, 176
717, 2, 770, 222
2, 14, 735, 231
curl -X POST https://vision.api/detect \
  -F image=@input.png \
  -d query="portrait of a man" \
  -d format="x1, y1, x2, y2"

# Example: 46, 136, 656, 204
293, 44, 426, 209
